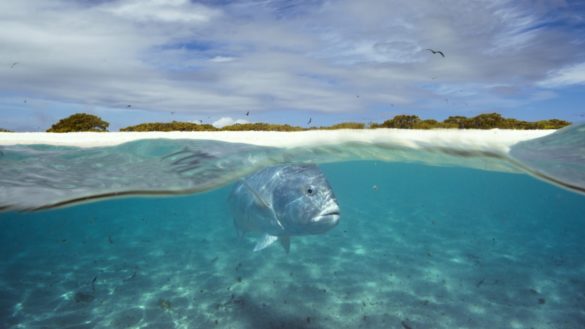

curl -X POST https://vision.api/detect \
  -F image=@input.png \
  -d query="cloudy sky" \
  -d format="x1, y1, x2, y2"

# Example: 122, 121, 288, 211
1, 0, 585, 131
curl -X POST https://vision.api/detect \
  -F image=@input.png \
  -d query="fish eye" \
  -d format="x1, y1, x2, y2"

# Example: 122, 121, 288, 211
306, 187, 314, 195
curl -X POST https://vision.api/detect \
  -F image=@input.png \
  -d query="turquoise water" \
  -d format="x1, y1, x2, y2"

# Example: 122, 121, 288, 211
1, 160, 584, 329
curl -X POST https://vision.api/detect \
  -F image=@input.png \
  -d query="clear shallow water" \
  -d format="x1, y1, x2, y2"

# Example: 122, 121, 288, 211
1, 161, 584, 329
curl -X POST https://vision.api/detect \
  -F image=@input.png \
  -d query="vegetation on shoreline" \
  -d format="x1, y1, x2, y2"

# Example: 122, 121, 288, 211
40, 112, 571, 132
372, 113, 570, 130
0, 128, 13, 132
120, 113, 569, 131
220, 123, 305, 131
120, 121, 216, 132
47, 113, 109, 132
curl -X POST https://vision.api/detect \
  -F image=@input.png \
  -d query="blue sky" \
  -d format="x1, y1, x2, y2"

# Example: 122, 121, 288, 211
1, 0, 585, 131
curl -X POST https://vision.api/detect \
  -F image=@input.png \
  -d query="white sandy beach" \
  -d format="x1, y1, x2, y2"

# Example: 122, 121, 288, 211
0, 129, 554, 155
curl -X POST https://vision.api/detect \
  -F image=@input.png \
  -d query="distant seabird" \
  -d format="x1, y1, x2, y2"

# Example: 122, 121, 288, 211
426, 49, 445, 57
10, 62, 18, 69
307, 117, 312, 125
246, 111, 250, 116
127, 104, 131, 108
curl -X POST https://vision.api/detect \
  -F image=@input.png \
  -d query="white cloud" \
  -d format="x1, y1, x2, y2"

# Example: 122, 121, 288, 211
538, 62, 585, 88
0, 0, 583, 128
210, 56, 236, 63
212, 117, 249, 128
103, 0, 220, 24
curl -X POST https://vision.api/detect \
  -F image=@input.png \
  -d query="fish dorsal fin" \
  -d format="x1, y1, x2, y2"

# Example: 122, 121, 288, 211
279, 236, 290, 254
254, 234, 278, 252
240, 179, 285, 231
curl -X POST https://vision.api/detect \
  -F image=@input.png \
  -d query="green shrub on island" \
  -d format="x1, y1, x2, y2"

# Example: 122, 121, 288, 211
376, 115, 422, 129
372, 113, 570, 130
531, 119, 572, 129
120, 122, 304, 131
0, 128, 13, 132
120, 121, 217, 132
443, 116, 470, 129
372, 115, 456, 129
220, 123, 305, 131
454, 113, 570, 129
47, 113, 109, 132
318, 122, 365, 129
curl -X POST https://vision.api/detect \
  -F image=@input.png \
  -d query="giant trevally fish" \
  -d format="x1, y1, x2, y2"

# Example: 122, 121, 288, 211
228, 164, 340, 252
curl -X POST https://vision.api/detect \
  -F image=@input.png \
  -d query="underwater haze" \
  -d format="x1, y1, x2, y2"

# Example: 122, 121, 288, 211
1, 131, 585, 328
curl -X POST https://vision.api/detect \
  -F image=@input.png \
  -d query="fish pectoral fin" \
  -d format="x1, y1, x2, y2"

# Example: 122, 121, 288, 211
279, 236, 290, 254
253, 234, 279, 252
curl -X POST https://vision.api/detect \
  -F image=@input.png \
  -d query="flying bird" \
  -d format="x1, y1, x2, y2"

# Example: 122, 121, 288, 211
246, 111, 250, 116
307, 117, 312, 125
10, 62, 18, 69
126, 104, 132, 108
426, 49, 445, 58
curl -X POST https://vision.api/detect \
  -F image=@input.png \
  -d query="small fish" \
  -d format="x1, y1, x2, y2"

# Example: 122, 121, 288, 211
124, 271, 137, 281
229, 164, 340, 252
74, 291, 94, 303
108, 235, 113, 244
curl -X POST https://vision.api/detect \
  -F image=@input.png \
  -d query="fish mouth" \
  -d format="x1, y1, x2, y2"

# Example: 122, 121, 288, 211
312, 209, 340, 226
